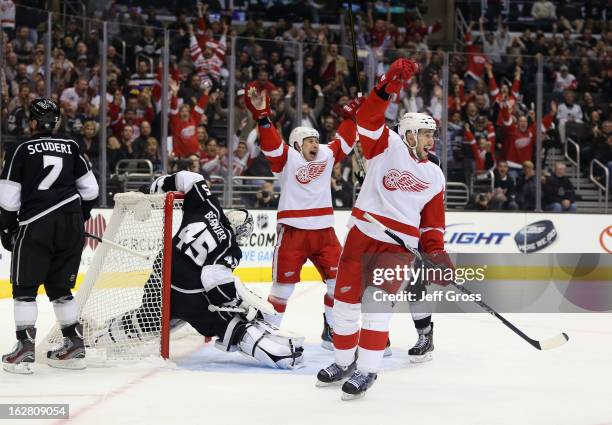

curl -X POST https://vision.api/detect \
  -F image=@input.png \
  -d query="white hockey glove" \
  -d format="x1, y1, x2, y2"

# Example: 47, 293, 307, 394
202, 265, 277, 321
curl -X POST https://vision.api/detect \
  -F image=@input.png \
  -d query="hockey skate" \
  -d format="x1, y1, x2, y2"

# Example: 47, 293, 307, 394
2, 328, 36, 374
384, 339, 392, 357
47, 324, 86, 370
409, 322, 434, 363
316, 361, 356, 387
321, 313, 333, 351
341, 370, 378, 400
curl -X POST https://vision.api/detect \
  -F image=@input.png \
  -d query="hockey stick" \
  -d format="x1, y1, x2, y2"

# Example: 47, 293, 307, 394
85, 232, 152, 261
346, 0, 367, 182
362, 212, 569, 351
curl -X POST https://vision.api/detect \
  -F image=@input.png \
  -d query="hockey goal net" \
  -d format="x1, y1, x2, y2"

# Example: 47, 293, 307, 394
41, 192, 183, 361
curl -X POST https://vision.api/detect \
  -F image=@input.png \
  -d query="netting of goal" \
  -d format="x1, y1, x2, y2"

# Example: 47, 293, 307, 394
39, 192, 183, 362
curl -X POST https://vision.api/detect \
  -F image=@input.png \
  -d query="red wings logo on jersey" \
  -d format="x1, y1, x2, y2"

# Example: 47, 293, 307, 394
84, 214, 107, 251
382, 169, 430, 192
295, 160, 327, 184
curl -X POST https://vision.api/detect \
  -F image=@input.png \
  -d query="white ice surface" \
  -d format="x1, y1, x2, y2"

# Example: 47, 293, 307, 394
0, 282, 611, 425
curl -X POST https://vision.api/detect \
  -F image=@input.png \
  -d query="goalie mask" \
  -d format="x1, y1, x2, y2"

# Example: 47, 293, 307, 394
226, 209, 253, 246
397, 112, 437, 159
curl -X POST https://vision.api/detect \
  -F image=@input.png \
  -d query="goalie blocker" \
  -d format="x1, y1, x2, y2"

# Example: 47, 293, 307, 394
87, 171, 304, 369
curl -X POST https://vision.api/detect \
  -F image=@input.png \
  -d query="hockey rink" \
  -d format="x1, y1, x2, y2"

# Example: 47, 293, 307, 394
1, 281, 611, 425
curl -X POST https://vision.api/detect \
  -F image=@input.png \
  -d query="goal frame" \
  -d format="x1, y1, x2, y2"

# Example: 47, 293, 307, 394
160, 191, 183, 358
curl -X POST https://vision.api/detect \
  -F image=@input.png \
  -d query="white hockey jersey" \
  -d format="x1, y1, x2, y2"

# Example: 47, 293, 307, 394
353, 92, 446, 253
258, 120, 356, 229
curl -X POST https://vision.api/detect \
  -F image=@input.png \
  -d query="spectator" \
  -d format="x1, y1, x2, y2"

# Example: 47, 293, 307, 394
27, 45, 45, 80
141, 137, 163, 172
491, 160, 519, 210
128, 60, 156, 93
319, 115, 336, 144
231, 140, 250, 176
6, 99, 30, 137
500, 101, 555, 178
133, 120, 153, 157
107, 135, 128, 173
465, 124, 495, 172
543, 162, 577, 212
178, 74, 205, 107
212, 89, 255, 140
251, 68, 277, 93
470, 115, 496, 153
60, 77, 89, 112
556, 89, 583, 144
1, 0, 16, 38
4, 51, 18, 88
169, 79, 209, 158
331, 162, 353, 208
200, 138, 226, 176
486, 62, 520, 127
120, 125, 136, 156
284, 84, 324, 130
255, 181, 279, 209
11, 25, 33, 62
13, 62, 32, 92
196, 125, 209, 153
62, 104, 86, 137
463, 21, 489, 90
135, 26, 162, 61
73, 55, 91, 81
403, 82, 425, 113
468, 192, 493, 210
7, 82, 30, 113
516, 160, 537, 210
320, 43, 349, 83
78, 120, 99, 168
189, 17, 228, 83
553, 65, 577, 95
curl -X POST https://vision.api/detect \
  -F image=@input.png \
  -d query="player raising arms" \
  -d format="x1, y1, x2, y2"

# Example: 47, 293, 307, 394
92, 171, 304, 369
316, 58, 453, 399
244, 85, 363, 349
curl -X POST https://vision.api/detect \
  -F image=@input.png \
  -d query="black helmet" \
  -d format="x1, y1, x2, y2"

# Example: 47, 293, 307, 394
30, 98, 60, 132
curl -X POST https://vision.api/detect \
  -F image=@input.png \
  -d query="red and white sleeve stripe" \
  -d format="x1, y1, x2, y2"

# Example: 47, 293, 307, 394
419, 189, 446, 254
259, 125, 288, 172
356, 90, 390, 159
328, 119, 356, 164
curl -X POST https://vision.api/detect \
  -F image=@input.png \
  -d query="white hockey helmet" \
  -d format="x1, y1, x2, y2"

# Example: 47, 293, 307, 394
398, 112, 437, 141
288, 126, 319, 152
397, 112, 437, 157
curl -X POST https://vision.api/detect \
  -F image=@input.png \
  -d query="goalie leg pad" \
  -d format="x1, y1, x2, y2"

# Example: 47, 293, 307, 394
237, 320, 304, 369
215, 317, 304, 369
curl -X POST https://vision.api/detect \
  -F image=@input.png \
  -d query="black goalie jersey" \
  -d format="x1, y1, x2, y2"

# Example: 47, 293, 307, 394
152, 171, 242, 292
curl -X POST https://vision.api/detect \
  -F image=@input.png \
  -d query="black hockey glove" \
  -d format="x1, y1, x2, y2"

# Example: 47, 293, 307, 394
206, 281, 239, 308
1, 227, 18, 252
81, 199, 97, 222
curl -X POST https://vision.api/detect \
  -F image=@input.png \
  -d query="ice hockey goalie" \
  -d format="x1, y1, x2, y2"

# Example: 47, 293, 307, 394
92, 171, 304, 369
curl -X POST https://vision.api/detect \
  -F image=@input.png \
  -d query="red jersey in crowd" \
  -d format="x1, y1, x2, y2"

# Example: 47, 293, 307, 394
464, 31, 489, 82
489, 73, 521, 126
169, 93, 209, 158
501, 104, 554, 168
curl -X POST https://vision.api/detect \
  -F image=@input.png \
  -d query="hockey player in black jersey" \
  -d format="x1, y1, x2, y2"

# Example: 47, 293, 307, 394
0, 98, 99, 374
91, 171, 304, 369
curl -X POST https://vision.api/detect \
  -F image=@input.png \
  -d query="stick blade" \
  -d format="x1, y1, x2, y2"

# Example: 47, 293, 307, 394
537, 333, 569, 351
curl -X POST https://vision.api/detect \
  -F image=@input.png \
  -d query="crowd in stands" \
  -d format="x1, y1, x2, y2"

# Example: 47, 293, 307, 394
1, 0, 610, 211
